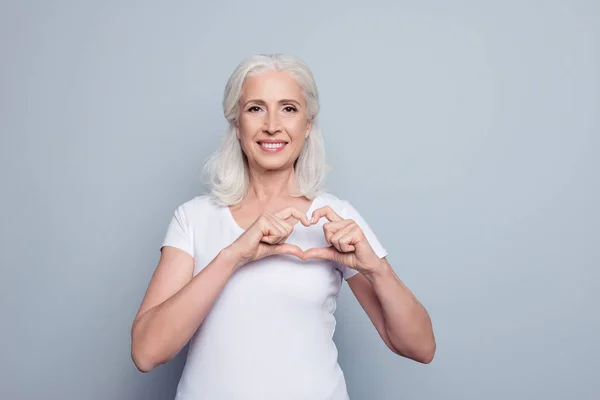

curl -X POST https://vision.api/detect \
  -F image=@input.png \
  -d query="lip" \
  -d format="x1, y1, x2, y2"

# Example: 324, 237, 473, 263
257, 140, 288, 153
257, 140, 288, 144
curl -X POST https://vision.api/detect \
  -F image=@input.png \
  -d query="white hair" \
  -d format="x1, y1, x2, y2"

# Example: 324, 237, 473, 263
202, 54, 328, 206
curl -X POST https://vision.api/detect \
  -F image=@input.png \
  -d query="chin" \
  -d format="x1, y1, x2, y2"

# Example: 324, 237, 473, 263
256, 159, 291, 171
249, 151, 292, 170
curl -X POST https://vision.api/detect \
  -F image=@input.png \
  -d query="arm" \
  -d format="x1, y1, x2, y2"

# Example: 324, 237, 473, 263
347, 258, 436, 363
131, 207, 309, 373
303, 205, 435, 363
131, 246, 239, 372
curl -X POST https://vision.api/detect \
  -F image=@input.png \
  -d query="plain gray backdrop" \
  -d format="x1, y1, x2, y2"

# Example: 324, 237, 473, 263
1, 1, 598, 399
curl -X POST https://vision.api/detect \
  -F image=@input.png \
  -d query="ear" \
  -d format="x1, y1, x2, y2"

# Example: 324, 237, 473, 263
234, 121, 240, 139
305, 116, 314, 139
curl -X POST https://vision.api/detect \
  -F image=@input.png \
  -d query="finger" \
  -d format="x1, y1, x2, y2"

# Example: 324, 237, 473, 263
303, 246, 338, 261
329, 224, 357, 252
271, 243, 304, 259
273, 215, 296, 244
274, 218, 294, 244
323, 220, 354, 243
259, 215, 286, 244
274, 207, 310, 227
261, 233, 280, 245
310, 206, 342, 225
262, 215, 289, 244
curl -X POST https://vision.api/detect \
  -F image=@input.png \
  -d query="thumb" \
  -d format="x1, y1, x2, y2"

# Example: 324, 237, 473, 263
271, 243, 305, 259
303, 246, 338, 261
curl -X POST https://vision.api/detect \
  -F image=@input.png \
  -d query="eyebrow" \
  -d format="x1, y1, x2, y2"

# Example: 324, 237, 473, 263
243, 99, 302, 107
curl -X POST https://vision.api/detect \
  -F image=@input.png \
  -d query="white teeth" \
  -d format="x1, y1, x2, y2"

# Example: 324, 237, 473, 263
260, 142, 285, 149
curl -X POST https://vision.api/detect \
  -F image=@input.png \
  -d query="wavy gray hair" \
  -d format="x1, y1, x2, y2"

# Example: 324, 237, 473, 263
202, 54, 328, 206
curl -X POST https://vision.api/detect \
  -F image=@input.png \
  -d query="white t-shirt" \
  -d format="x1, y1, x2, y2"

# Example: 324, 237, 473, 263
161, 192, 387, 400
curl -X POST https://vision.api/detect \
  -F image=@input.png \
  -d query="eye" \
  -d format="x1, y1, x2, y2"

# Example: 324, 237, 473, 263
247, 106, 262, 112
283, 106, 298, 113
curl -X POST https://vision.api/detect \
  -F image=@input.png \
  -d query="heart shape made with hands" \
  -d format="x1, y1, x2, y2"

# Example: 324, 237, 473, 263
276, 206, 377, 271
302, 206, 358, 260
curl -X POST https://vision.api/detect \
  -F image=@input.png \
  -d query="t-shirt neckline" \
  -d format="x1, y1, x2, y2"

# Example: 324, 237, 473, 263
224, 194, 322, 234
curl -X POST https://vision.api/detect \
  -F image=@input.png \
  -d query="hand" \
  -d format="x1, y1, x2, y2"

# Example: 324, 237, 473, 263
228, 207, 311, 270
304, 206, 382, 275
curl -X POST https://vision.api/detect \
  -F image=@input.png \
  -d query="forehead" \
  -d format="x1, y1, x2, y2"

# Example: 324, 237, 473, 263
241, 70, 304, 102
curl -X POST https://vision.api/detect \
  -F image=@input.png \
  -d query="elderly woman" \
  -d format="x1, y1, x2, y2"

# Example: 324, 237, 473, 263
131, 54, 435, 400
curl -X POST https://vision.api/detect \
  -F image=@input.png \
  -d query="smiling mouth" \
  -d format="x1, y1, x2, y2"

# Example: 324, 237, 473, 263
257, 141, 288, 152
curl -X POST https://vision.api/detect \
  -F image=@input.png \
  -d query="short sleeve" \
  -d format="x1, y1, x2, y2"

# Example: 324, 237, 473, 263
338, 200, 388, 280
161, 205, 194, 258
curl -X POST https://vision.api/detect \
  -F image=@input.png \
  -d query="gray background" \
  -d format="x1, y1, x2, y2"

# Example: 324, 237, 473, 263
1, 1, 598, 399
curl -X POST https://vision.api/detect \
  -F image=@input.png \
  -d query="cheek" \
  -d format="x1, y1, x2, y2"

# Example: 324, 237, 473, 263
237, 118, 259, 140
285, 119, 309, 139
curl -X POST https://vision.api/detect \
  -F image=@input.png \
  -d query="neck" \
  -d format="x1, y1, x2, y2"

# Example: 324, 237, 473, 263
246, 165, 298, 203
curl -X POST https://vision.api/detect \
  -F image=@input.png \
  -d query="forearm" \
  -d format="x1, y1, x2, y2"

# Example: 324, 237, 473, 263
365, 261, 436, 363
132, 248, 238, 371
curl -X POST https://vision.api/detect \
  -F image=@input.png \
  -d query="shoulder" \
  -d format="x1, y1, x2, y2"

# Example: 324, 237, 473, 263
171, 194, 221, 219
314, 192, 353, 217
318, 192, 388, 258
315, 192, 379, 233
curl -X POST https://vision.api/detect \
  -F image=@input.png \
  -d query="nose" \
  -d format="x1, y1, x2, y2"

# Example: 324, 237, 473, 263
264, 111, 281, 135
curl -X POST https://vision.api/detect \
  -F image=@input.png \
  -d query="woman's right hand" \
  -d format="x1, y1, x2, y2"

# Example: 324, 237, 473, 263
227, 207, 311, 270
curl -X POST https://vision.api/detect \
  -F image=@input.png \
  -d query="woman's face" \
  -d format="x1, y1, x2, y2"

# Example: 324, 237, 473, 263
236, 70, 312, 173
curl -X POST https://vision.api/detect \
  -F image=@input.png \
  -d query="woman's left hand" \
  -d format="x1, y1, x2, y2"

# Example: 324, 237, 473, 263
303, 206, 382, 275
